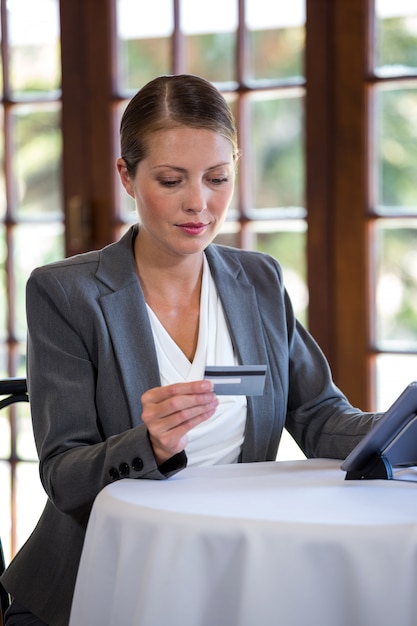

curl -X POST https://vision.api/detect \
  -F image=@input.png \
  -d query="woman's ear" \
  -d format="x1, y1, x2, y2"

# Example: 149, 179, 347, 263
116, 158, 135, 198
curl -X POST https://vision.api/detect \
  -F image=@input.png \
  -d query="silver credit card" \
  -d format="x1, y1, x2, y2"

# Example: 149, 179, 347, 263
204, 365, 267, 396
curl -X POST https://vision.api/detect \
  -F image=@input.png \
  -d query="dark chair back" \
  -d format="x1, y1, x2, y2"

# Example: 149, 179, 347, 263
0, 377, 29, 621
0, 377, 29, 409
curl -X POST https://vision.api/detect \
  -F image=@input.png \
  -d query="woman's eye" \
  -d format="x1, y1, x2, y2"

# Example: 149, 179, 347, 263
210, 177, 228, 185
159, 179, 181, 187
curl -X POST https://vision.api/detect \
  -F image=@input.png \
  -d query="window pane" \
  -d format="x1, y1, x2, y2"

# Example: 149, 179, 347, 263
115, 101, 135, 221
246, 0, 305, 80
0, 461, 11, 562
250, 92, 304, 212
0, 410, 11, 458
116, 0, 173, 91
213, 222, 240, 248
375, 0, 417, 76
0, 227, 6, 339
253, 222, 307, 325
0, 348, 7, 377
16, 402, 36, 460
0, 108, 5, 218
16, 462, 46, 553
12, 103, 62, 217
14, 223, 64, 337
374, 219, 417, 350
276, 429, 305, 461
181, 0, 237, 82
0, 8, 3, 95
14, 342, 27, 377
375, 353, 417, 410
374, 85, 417, 213
119, 190, 136, 225
8, 0, 61, 97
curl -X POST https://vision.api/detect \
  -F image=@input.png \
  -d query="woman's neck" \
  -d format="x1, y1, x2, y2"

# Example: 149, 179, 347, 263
133, 231, 204, 304
134, 234, 204, 361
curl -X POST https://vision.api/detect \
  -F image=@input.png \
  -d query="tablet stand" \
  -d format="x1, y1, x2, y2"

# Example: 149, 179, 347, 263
344, 454, 393, 480
345, 412, 417, 481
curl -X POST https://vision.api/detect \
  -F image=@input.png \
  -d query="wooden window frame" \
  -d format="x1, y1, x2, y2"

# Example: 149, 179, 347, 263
7, 0, 417, 558
60, 0, 118, 255
59, 0, 376, 408
306, 0, 373, 408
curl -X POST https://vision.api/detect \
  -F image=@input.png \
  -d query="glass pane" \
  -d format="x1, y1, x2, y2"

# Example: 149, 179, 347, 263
119, 189, 136, 225
214, 222, 240, 248
14, 223, 64, 337
0, 227, 6, 340
15, 342, 27, 377
0, 409, 11, 458
223, 94, 238, 215
115, 101, 138, 223
253, 221, 307, 326
16, 402, 36, 460
374, 85, 417, 213
12, 103, 62, 217
0, 462, 11, 561
246, 0, 305, 80
276, 429, 305, 461
8, 0, 61, 97
0, 347, 6, 376
375, 0, 417, 76
16, 462, 46, 553
375, 353, 417, 410
181, 0, 237, 82
0, 8, 3, 95
0, 107, 5, 218
374, 219, 417, 350
250, 92, 304, 212
116, 0, 173, 91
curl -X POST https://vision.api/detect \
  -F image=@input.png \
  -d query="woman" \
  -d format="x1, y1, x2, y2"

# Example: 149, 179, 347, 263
1, 74, 378, 626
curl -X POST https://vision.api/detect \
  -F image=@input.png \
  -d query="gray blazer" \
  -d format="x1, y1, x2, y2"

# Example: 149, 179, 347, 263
1, 225, 377, 626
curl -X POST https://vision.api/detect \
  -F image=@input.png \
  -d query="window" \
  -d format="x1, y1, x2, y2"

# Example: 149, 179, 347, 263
372, 0, 417, 407
1, 0, 417, 561
115, 0, 307, 323
0, 0, 63, 560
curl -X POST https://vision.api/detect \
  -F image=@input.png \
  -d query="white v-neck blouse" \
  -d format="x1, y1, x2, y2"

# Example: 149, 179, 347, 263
146, 254, 247, 466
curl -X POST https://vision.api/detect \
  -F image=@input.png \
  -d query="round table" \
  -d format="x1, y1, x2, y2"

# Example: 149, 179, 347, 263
69, 459, 417, 626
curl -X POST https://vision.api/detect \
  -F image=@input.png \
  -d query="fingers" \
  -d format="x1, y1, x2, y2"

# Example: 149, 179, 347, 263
143, 379, 214, 403
141, 380, 219, 464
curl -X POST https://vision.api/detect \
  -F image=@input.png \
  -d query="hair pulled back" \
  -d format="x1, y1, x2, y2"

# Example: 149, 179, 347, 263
120, 74, 239, 176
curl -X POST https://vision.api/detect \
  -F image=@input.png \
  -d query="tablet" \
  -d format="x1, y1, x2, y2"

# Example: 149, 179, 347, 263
341, 381, 417, 479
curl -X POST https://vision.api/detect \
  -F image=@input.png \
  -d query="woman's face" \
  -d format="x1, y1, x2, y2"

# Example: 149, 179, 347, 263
117, 126, 235, 261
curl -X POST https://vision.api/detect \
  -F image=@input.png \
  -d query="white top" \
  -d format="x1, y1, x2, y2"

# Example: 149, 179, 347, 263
146, 254, 247, 466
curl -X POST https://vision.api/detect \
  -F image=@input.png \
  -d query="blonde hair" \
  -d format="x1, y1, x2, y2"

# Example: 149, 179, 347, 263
120, 74, 240, 176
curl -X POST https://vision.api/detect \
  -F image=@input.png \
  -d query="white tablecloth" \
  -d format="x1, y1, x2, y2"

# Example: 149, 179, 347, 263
69, 459, 417, 626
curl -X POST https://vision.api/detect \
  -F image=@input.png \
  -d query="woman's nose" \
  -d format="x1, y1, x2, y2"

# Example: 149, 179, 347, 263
183, 183, 207, 213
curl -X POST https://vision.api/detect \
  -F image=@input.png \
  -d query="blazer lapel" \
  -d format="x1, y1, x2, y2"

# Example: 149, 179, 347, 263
95, 227, 161, 427
205, 246, 276, 461
99, 286, 161, 427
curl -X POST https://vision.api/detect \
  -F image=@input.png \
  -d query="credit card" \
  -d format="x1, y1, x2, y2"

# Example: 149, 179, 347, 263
204, 365, 267, 396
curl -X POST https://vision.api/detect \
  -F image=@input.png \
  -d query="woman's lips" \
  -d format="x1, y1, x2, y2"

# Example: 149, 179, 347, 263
176, 222, 208, 235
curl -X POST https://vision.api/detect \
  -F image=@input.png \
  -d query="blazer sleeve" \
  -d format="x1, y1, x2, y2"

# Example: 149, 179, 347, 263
282, 290, 380, 459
